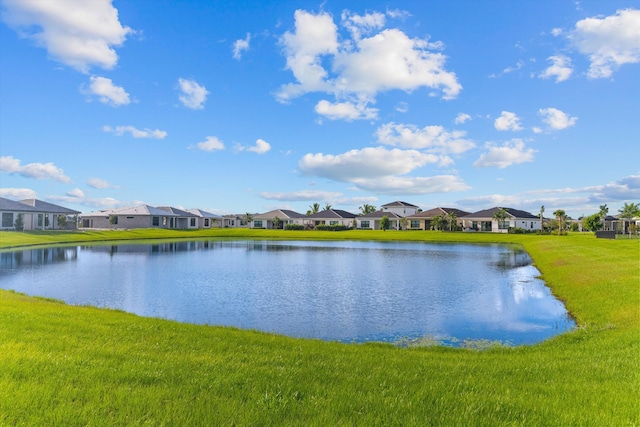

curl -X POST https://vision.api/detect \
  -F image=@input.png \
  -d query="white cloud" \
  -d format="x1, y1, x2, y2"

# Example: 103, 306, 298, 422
473, 139, 536, 169
0, 155, 71, 182
299, 146, 439, 182
376, 122, 475, 154
178, 78, 209, 110
193, 136, 225, 152
1, 0, 131, 73
236, 139, 271, 154
353, 175, 470, 195
569, 9, 640, 78
277, 9, 461, 117
66, 188, 85, 198
454, 113, 471, 124
538, 107, 577, 130
315, 99, 378, 121
0, 187, 37, 199
259, 190, 343, 201
103, 125, 167, 139
494, 111, 523, 131
233, 33, 251, 60
539, 55, 573, 82
83, 76, 130, 106
48, 193, 120, 208
87, 177, 118, 189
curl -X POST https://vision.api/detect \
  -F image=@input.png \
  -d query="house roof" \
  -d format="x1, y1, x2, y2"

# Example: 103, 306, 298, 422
157, 206, 198, 217
18, 198, 80, 214
381, 201, 418, 208
0, 196, 40, 212
462, 207, 538, 220
306, 209, 357, 219
81, 205, 178, 217
358, 210, 404, 219
407, 207, 470, 218
253, 209, 305, 220
187, 209, 221, 219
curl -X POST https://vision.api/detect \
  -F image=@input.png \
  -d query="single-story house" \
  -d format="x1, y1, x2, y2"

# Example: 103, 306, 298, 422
380, 201, 419, 217
80, 205, 179, 229
187, 209, 222, 228
221, 214, 251, 228
1, 197, 80, 230
304, 209, 357, 228
356, 210, 405, 230
251, 209, 305, 229
461, 207, 541, 233
406, 207, 471, 230
156, 206, 200, 229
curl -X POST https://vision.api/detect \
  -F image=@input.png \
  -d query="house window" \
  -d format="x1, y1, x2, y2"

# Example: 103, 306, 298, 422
254, 220, 263, 228
127, 216, 134, 219
2, 212, 13, 227
204, 219, 209, 227
498, 220, 509, 229
190, 218, 196, 227
162, 217, 167, 226
330, 221, 339, 225
361, 220, 370, 228
410, 220, 420, 228
152, 216, 160, 226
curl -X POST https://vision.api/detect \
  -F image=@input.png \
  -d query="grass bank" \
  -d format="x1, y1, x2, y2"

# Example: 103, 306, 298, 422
1, 230, 638, 425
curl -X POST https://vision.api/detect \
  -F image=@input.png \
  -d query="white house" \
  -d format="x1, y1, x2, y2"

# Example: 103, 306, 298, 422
381, 201, 419, 217
251, 209, 305, 229
304, 209, 357, 228
461, 207, 541, 233
1, 197, 79, 230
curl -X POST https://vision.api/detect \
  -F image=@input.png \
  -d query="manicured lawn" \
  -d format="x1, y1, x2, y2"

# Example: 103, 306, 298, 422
1, 229, 638, 425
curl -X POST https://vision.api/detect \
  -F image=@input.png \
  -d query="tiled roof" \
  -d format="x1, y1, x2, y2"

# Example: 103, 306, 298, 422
358, 210, 404, 219
461, 207, 537, 219
381, 201, 418, 208
187, 209, 221, 218
157, 206, 198, 217
18, 198, 80, 214
407, 207, 470, 218
0, 196, 40, 212
306, 209, 357, 219
253, 209, 305, 219
81, 205, 178, 217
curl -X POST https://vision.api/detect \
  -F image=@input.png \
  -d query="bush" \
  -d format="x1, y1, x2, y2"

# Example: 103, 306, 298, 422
315, 224, 351, 231
285, 224, 304, 230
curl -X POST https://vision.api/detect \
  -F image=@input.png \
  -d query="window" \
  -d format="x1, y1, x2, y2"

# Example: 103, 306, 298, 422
498, 220, 509, 229
190, 218, 196, 227
330, 221, 339, 225
153, 216, 160, 226
361, 220, 370, 228
204, 219, 209, 227
2, 212, 13, 227
254, 220, 263, 228
163, 217, 167, 225
410, 220, 420, 228
38, 214, 43, 226
127, 216, 134, 219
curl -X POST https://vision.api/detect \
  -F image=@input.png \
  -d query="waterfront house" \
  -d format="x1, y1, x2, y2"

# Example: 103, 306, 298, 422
461, 207, 541, 233
304, 209, 357, 228
356, 210, 405, 230
380, 201, 419, 217
252, 209, 305, 229
156, 206, 200, 229
80, 205, 179, 229
1, 197, 80, 230
187, 209, 222, 228
406, 207, 470, 230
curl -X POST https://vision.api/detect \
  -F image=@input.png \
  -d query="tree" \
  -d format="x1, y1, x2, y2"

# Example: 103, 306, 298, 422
242, 212, 253, 226
307, 203, 320, 215
359, 204, 376, 214
273, 216, 283, 229
431, 214, 444, 231
399, 217, 408, 231
447, 211, 458, 231
618, 202, 640, 238
380, 215, 390, 231
57, 215, 68, 230
14, 213, 24, 231
583, 213, 603, 232
553, 209, 567, 235
493, 208, 508, 231
599, 204, 609, 230
323, 203, 332, 211
539, 205, 545, 233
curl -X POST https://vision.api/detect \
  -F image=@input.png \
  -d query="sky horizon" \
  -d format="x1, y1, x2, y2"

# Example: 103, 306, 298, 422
1, 0, 638, 219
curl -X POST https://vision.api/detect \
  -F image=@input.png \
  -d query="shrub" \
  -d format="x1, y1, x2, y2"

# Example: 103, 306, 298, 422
285, 224, 304, 230
315, 224, 351, 231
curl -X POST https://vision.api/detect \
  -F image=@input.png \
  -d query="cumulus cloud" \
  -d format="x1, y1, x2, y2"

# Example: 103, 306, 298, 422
178, 78, 209, 110
192, 136, 224, 152
494, 111, 523, 131
233, 33, 251, 60
277, 9, 461, 118
82, 76, 130, 106
0, 155, 71, 182
236, 138, 271, 154
0, 187, 37, 199
87, 177, 119, 189
454, 113, 471, 124
299, 147, 439, 182
102, 125, 167, 139
48, 193, 120, 208
538, 107, 577, 130
473, 139, 536, 169
259, 190, 343, 201
376, 122, 475, 155
353, 175, 470, 195
539, 55, 573, 82
568, 8, 640, 78
1, 0, 131, 73
315, 99, 378, 121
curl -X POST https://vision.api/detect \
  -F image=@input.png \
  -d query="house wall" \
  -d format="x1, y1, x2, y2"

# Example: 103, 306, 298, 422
80, 215, 178, 229
382, 205, 418, 216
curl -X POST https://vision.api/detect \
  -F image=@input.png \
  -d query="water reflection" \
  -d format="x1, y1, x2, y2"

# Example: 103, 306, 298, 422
0, 240, 575, 346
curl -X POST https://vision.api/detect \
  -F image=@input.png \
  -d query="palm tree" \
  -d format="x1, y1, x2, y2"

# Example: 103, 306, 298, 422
242, 212, 253, 226
323, 203, 332, 211
493, 208, 508, 232
539, 205, 545, 233
307, 202, 320, 215
618, 202, 640, 238
599, 204, 609, 230
553, 209, 567, 235
447, 211, 458, 232
431, 214, 444, 231
380, 215, 390, 231
359, 204, 376, 214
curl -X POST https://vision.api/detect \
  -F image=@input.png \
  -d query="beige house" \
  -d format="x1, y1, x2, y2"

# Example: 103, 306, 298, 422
80, 205, 180, 229
304, 209, 357, 228
356, 210, 405, 230
406, 207, 470, 231
461, 207, 541, 233
252, 209, 305, 229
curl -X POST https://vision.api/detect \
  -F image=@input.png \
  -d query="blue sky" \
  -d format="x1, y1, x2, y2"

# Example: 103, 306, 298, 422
1, 0, 638, 218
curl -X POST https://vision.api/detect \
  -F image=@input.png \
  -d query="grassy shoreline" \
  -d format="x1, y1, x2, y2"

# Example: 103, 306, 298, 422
1, 229, 638, 425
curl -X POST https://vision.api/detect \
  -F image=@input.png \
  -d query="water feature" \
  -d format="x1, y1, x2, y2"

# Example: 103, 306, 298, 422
0, 239, 575, 346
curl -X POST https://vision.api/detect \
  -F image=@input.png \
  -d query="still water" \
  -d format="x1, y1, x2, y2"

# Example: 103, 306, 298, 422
0, 239, 575, 346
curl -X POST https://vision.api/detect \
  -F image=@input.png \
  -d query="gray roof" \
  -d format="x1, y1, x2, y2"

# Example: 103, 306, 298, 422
407, 207, 470, 218
157, 206, 198, 217
81, 205, 178, 217
18, 198, 80, 214
187, 209, 221, 218
0, 196, 40, 212
358, 210, 404, 219
462, 207, 538, 220
254, 209, 305, 220
381, 201, 418, 208
306, 209, 357, 219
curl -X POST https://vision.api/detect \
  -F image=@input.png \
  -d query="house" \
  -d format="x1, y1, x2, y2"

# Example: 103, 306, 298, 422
221, 214, 250, 228
304, 209, 357, 228
187, 209, 222, 228
156, 206, 200, 229
1, 197, 80, 230
461, 207, 541, 233
80, 205, 179, 229
380, 201, 419, 217
406, 207, 470, 230
356, 210, 405, 230
251, 209, 305, 229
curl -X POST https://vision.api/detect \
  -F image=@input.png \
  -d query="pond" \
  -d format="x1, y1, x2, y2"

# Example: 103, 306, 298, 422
0, 239, 575, 346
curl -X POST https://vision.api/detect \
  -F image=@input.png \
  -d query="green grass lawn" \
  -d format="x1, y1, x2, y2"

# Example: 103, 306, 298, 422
1, 229, 638, 425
